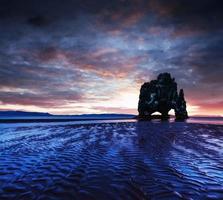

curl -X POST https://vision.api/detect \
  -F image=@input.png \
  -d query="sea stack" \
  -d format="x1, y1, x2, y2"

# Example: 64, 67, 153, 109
138, 73, 188, 120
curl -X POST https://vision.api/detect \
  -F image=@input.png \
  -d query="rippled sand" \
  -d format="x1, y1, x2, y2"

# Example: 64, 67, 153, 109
0, 121, 223, 199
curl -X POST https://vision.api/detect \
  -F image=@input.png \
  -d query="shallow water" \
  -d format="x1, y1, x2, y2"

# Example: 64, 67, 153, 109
0, 121, 223, 199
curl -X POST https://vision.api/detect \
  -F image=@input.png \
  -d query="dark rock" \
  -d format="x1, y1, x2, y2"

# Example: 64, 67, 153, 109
175, 89, 188, 120
138, 73, 188, 120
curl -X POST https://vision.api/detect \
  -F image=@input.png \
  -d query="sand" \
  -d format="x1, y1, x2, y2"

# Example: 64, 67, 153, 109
0, 120, 223, 199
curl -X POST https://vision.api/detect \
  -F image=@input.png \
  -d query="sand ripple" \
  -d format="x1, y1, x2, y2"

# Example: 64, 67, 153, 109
0, 121, 223, 199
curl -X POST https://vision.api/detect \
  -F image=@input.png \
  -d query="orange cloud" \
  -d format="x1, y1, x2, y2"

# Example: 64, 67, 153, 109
34, 47, 144, 79
193, 101, 223, 116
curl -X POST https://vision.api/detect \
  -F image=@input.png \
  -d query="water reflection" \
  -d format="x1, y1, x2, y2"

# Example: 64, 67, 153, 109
136, 121, 179, 160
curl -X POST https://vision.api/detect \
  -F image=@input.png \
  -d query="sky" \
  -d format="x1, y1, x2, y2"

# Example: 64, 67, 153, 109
0, 0, 222, 116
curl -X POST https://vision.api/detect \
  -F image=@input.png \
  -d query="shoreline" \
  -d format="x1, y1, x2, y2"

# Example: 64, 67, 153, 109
0, 116, 222, 126
0, 117, 136, 124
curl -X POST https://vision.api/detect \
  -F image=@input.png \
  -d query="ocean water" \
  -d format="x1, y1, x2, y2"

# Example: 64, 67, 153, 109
0, 119, 223, 199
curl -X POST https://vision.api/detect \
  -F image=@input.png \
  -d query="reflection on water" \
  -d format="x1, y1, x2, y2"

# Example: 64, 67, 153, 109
0, 121, 223, 199
187, 117, 223, 125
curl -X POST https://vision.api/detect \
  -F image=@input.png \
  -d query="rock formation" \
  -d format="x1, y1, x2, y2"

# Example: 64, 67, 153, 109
175, 89, 188, 120
138, 73, 188, 120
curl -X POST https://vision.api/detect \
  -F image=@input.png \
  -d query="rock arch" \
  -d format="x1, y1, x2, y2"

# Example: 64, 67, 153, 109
138, 73, 188, 120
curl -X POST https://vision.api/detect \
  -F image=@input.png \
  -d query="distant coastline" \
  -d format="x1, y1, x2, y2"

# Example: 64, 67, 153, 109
0, 111, 136, 123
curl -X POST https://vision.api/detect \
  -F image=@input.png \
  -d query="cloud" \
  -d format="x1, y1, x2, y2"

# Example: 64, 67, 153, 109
0, 0, 222, 115
0, 91, 83, 107
27, 15, 49, 27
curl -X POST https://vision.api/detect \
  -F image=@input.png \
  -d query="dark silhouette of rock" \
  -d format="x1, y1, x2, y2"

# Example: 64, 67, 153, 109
175, 89, 188, 120
138, 73, 188, 120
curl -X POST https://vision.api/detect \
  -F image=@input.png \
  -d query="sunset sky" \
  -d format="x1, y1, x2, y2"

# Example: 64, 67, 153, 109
0, 0, 222, 116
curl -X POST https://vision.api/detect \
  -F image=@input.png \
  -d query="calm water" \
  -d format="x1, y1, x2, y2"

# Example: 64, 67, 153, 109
0, 119, 223, 199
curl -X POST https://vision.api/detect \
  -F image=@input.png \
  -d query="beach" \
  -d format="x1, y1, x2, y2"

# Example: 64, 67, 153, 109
0, 119, 223, 199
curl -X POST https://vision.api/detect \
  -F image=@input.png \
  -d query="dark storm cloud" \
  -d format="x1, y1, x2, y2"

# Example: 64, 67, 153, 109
0, 0, 222, 114
27, 15, 49, 27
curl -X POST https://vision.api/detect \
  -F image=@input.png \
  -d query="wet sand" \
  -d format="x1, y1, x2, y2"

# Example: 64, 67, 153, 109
0, 121, 223, 199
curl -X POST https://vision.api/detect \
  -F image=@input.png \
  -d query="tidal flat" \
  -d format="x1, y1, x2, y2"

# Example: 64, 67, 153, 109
0, 119, 223, 199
